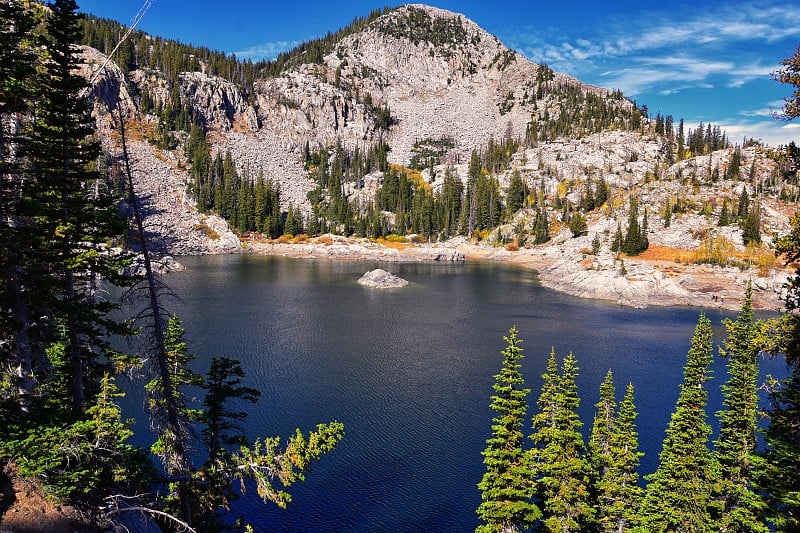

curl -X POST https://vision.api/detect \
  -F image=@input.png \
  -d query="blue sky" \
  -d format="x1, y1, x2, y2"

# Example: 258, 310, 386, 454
77, 1, 800, 147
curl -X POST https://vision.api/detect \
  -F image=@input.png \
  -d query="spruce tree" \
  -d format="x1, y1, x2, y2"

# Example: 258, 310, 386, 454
714, 284, 768, 531
527, 351, 594, 532
26, 0, 131, 411
0, 0, 39, 412
605, 383, 643, 531
621, 197, 646, 256
760, 213, 800, 530
718, 199, 731, 226
477, 326, 541, 532
640, 314, 718, 532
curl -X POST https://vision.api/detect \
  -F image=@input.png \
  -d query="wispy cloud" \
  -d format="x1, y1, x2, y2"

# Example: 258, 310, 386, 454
233, 40, 301, 62
501, 1, 800, 96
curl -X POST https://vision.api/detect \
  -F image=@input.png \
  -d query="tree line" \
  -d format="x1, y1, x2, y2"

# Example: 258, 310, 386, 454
477, 281, 799, 531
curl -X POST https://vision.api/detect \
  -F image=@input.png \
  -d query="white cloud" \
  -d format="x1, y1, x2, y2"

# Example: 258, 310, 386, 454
716, 119, 799, 147
502, 1, 800, 96
233, 40, 301, 61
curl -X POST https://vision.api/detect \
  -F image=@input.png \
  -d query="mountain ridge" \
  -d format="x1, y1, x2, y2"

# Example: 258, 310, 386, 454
78, 3, 798, 308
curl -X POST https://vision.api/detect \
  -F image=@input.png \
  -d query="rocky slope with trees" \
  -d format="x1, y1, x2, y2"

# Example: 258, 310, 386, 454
75, 3, 799, 310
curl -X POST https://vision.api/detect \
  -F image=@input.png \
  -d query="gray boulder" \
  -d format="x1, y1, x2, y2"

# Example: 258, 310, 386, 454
358, 268, 409, 289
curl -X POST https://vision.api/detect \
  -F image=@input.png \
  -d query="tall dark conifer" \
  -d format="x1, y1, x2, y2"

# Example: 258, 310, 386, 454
606, 383, 643, 531
640, 314, 718, 532
27, 0, 130, 412
527, 351, 594, 532
477, 326, 541, 532
0, 0, 39, 412
714, 283, 767, 531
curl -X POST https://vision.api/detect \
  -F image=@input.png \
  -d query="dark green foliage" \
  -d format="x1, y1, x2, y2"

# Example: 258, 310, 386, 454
640, 314, 718, 532
202, 358, 260, 461
591, 233, 601, 255
741, 201, 762, 245
5, 373, 149, 502
0, 0, 39, 411
260, 8, 390, 75
687, 122, 728, 157
568, 212, 587, 238
589, 373, 643, 532
24, 0, 132, 412
531, 206, 550, 245
527, 351, 595, 532
759, 212, 800, 530
477, 327, 541, 532
605, 383, 643, 531
621, 197, 648, 256
737, 187, 750, 218
81, 14, 258, 89
714, 285, 768, 532
526, 82, 644, 143
147, 315, 202, 475
409, 136, 454, 170
759, 363, 800, 531
376, 5, 468, 53
726, 146, 743, 179
610, 223, 623, 253
718, 198, 731, 226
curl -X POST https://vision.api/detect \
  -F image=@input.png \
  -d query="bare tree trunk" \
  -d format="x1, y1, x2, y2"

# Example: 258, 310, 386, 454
117, 113, 193, 524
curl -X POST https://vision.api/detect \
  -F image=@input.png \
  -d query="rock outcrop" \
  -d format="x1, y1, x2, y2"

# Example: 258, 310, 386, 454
358, 268, 409, 288
121, 140, 242, 256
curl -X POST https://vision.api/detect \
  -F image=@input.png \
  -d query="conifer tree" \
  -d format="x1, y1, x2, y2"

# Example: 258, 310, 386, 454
718, 199, 731, 226
611, 223, 623, 253
621, 197, 647, 256
588, 371, 616, 524
527, 351, 594, 532
0, 0, 39, 411
477, 326, 541, 532
714, 284, 768, 532
640, 314, 718, 532
760, 212, 800, 530
605, 383, 643, 531
26, 0, 131, 412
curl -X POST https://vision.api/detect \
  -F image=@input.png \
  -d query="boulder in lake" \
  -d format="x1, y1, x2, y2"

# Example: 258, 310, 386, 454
358, 268, 409, 289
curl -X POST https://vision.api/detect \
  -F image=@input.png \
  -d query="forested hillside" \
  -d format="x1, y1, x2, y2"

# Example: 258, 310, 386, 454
2, 0, 800, 530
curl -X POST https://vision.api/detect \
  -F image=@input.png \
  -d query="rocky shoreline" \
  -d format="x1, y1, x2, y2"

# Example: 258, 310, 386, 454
244, 234, 790, 312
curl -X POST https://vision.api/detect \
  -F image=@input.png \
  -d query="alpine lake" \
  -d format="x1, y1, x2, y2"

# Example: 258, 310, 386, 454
120, 254, 788, 531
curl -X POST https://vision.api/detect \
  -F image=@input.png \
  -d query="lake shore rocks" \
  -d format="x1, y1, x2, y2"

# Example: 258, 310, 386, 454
358, 268, 409, 289
246, 234, 789, 312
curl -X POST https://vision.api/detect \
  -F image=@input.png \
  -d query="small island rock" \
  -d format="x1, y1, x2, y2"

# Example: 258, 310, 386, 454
358, 268, 409, 289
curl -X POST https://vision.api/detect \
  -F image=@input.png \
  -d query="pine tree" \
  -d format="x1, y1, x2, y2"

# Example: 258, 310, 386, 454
714, 284, 768, 532
621, 197, 647, 256
588, 371, 616, 525
760, 212, 800, 530
640, 314, 718, 532
0, 0, 39, 412
605, 383, 643, 531
741, 202, 761, 245
26, 0, 131, 412
610, 223, 623, 253
477, 326, 541, 532
718, 199, 731, 227
568, 212, 587, 238
505, 169, 527, 218
527, 351, 594, 532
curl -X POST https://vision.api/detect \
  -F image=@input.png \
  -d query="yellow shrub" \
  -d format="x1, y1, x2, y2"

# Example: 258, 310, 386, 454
694, 233, 735, 266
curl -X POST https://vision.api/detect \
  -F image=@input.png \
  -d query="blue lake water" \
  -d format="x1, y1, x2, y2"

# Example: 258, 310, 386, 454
122, 254, 788, 531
